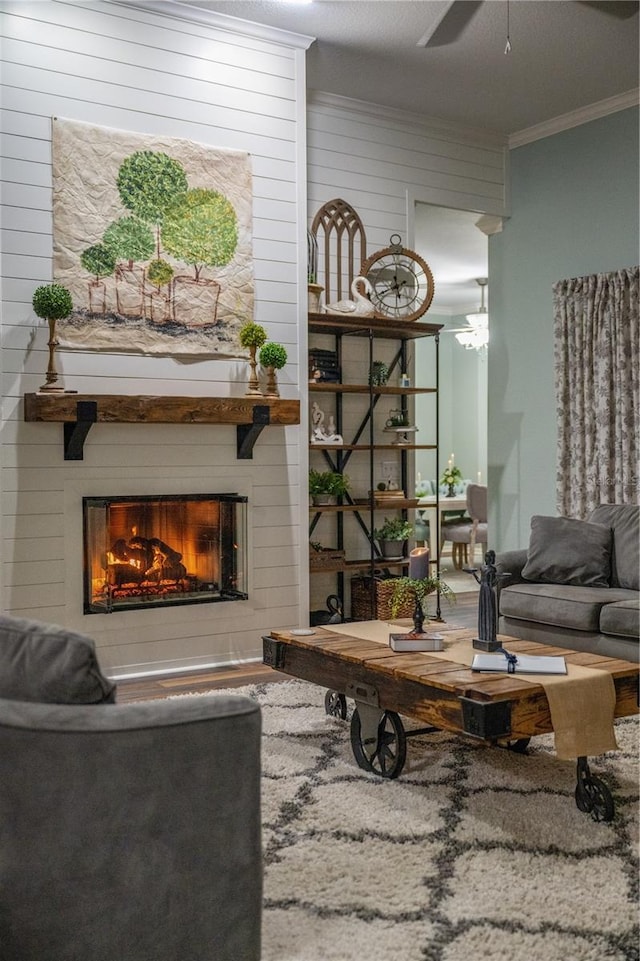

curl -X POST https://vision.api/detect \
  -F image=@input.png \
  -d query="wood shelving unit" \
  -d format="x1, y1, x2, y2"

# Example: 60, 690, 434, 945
23, 393, 300, 460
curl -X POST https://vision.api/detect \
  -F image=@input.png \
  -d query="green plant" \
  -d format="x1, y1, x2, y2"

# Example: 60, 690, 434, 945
260, 342, 288, 370
373, 516, 413, 541
389, 574, 455, 618
239, 322, 267, 349
32, 283, 73, 320
309, 469, 350, 496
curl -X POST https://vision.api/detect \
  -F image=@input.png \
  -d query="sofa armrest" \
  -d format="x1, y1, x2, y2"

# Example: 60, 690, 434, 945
495, 549, 528, 585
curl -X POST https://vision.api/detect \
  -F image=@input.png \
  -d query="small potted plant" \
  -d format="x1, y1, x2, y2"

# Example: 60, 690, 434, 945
239, 321, 267, 395
309, 469, 350, 506
389, 573, 454, 631
373, 516, 413, 559
32, 282, 73, 392
259, 341, 288, 397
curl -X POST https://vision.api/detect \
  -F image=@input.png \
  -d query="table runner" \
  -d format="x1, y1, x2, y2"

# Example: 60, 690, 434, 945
324, 621, 618, 759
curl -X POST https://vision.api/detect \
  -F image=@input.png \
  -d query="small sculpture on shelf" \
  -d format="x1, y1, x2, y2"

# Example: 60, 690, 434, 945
310, 402, 343, 444
324, 276, 375, 317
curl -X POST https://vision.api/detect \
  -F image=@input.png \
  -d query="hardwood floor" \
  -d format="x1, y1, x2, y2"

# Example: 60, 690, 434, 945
115, 592, 480, 703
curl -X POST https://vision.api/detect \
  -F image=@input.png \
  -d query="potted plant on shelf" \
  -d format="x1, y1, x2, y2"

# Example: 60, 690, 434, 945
259, 341, 288, 397
373, 516, 413, 559
239, 321, 267, 396
32, 282, 73, 392
309, 469, 350, 506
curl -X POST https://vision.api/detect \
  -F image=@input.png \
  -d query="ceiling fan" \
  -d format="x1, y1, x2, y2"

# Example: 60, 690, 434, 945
443, 278, 489, 351
417, 0, 638, 49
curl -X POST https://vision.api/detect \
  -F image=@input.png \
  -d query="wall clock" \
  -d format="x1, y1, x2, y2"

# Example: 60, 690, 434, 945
361, 234, 435, 321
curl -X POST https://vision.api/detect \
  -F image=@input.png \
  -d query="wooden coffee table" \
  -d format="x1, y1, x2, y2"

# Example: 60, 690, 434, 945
263, 624, 639, 822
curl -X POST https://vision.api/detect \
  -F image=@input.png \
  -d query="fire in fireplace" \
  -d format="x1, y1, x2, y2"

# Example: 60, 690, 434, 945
83, 493, 248, 613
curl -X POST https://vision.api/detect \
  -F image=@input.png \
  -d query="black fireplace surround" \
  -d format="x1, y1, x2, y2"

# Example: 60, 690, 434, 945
83, 493, 248, 613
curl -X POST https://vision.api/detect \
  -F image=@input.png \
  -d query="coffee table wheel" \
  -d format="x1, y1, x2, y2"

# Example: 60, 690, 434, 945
350, 708, 407, 779
502, 737, 531, 754
575, 775, 615, 822
324, 690, 347, 720
575, 757, 615, 822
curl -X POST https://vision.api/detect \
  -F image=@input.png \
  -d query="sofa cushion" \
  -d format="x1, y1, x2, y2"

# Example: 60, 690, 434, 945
522, 515, 612, 587
588, 505, 640, 591
599, 599, 640, 639
499, 583, 636, 633
0, 614, 116, 704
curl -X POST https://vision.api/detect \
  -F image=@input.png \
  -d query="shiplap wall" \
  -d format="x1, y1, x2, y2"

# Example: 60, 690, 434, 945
305, 92, 506, 612
0, 0, 310, 676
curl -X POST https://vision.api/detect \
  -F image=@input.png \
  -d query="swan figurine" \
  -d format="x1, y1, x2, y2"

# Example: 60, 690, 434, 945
324, 276, 375, 317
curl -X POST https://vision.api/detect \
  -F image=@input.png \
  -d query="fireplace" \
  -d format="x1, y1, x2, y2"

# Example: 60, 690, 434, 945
83, 493, 248, 614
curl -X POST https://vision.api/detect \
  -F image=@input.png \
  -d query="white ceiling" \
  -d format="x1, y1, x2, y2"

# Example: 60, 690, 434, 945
172, 0, 638, 313
183, 0, 639, 136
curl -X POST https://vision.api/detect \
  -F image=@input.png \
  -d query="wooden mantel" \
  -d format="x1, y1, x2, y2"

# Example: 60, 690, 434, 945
24, 393, 301, 460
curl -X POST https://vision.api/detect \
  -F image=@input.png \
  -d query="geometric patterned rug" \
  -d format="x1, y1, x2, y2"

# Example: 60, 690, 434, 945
189, 679, 640, 960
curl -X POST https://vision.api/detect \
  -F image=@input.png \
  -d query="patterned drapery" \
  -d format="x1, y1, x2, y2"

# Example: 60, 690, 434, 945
553, 266, 639, 518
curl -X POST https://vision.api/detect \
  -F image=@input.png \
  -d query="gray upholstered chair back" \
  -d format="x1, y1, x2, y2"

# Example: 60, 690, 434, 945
466, 483, 487, 522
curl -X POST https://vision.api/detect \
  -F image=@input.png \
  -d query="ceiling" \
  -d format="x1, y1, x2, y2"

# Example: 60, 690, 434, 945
183, 0, 638, 136
173, 0, 639, 314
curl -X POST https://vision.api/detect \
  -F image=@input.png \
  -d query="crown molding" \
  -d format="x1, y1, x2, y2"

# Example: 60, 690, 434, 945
308, 91, 508, 151
112, 1, 315, 49
508, 88, 640, 149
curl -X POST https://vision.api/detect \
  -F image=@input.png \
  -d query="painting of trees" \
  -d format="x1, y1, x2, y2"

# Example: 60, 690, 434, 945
52, 118, 254, 355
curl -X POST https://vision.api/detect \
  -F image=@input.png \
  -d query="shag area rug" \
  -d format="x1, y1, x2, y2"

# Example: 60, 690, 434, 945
190, 679, 639, 961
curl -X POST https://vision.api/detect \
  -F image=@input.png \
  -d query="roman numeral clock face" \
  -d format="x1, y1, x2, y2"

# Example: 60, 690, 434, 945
361, 235, 435, 322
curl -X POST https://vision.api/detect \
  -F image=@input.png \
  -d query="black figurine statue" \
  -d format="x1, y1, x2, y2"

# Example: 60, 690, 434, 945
466, 550, 508, 651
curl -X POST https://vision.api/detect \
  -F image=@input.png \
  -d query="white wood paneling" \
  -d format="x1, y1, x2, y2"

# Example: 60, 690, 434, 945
0, 0, 307, 673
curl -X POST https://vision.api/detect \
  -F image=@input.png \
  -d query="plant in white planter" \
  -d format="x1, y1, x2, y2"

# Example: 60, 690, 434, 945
309, 469, 350, 506
373, 516, 413, 559
32, 283, 73, 392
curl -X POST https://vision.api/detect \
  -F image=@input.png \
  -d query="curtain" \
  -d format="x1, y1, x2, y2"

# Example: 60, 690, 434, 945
553, 266, 639, 519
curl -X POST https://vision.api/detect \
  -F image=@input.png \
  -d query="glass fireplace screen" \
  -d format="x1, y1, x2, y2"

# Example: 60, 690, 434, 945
83, 493, 248, 614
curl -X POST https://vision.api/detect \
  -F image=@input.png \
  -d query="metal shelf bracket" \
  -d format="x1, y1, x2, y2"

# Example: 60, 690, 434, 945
236, 404, 271, 459
63, 401, 98, 460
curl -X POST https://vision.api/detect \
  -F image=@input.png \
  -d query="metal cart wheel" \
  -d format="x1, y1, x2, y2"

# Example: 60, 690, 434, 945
350, 707, 407, 779
501, 737, 531, 754
324, 690, 348, 720
575, 775, 615, 822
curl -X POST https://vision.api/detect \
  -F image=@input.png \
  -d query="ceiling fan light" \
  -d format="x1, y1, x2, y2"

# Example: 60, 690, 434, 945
455, 327, 489, 350
465, 308, 488, 328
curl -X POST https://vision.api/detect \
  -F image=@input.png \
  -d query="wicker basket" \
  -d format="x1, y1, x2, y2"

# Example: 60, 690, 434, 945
309, 548, 345, 571
350, 575, 415, 621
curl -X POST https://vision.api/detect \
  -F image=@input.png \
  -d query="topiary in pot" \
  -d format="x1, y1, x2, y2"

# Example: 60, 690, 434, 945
259, 342, 288, 397
32, 283, 74, 392
239, 322, 268, 395
372, 516, 413, 560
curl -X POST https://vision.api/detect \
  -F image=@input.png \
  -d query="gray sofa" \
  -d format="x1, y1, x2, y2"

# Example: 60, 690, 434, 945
496, 504, 639, 662
0, 614, 262, 961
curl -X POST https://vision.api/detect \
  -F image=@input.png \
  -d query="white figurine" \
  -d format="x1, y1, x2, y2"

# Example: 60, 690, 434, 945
311, 401, 327, 443
324, 276, 375, 317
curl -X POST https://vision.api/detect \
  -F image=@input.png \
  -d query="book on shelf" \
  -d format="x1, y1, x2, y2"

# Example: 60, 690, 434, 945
389, 632, 444, 652
471, 652, 567, 675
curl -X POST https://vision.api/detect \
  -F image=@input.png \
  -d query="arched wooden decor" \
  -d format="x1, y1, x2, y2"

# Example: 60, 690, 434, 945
310, 199, 367, 306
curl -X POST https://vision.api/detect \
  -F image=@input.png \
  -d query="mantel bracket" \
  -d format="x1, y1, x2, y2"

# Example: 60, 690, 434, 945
237, 405, 271, 459
63, 401, 98, 460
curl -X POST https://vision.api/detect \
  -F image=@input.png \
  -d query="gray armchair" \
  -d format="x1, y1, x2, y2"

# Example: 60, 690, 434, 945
0, 614, 262, 961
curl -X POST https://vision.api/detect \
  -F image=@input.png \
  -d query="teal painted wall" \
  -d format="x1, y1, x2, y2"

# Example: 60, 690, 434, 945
488, 107, 639, 550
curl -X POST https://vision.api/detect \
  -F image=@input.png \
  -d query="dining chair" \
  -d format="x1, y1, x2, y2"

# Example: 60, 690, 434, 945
440, 483, 488, 569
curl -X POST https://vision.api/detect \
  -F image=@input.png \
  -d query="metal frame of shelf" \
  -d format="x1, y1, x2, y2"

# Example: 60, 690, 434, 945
308, 315, 441, 620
